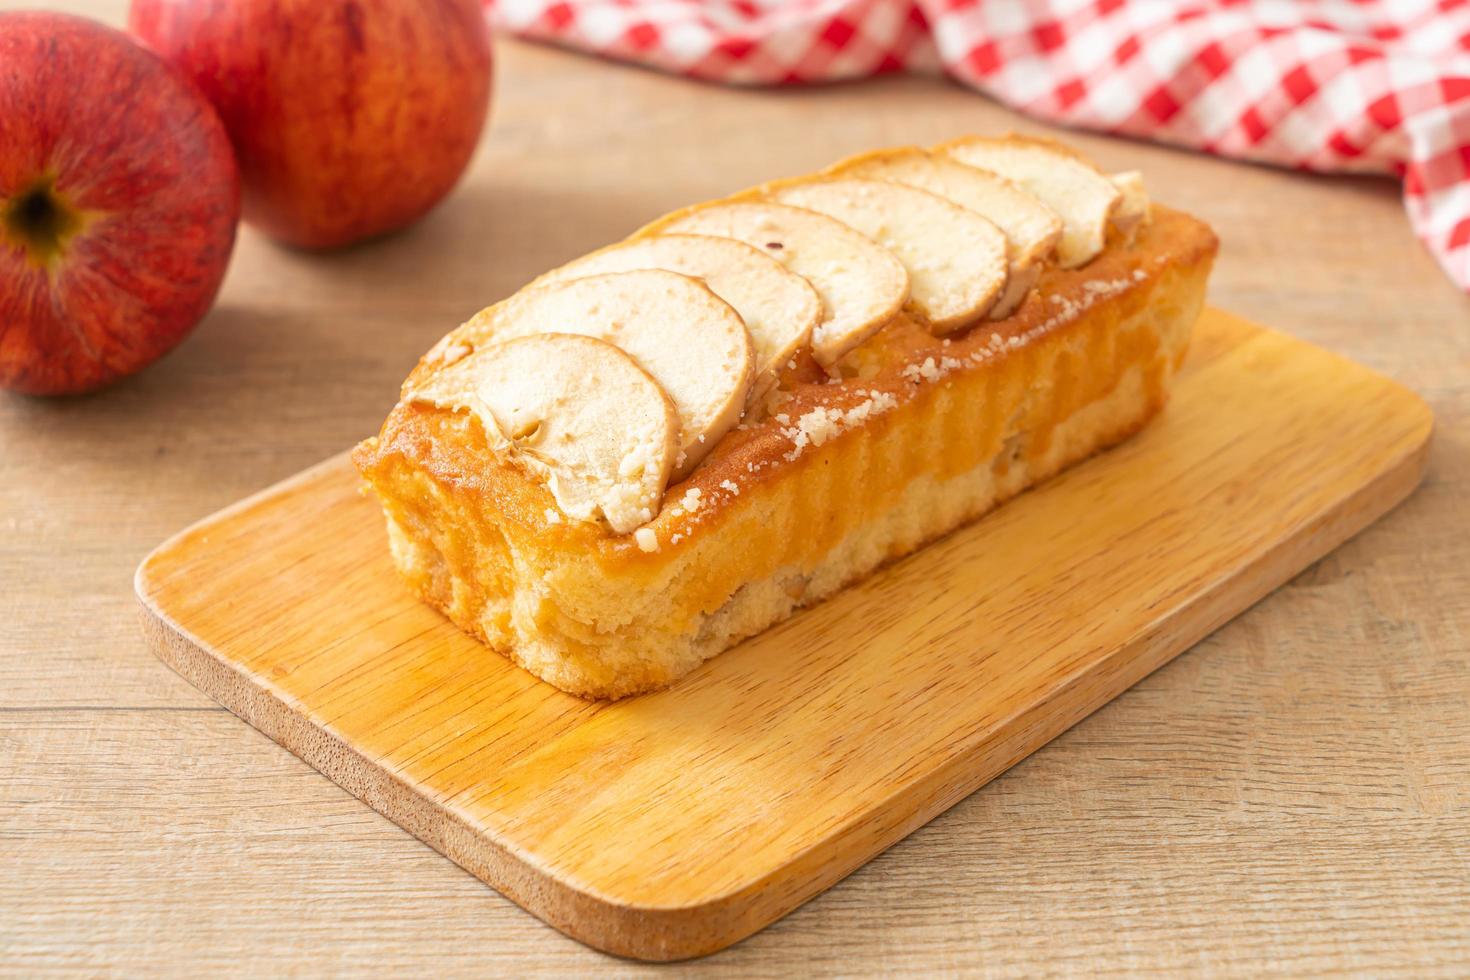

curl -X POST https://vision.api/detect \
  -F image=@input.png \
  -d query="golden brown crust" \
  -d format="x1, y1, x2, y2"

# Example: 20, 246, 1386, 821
353, 206, 1218, 698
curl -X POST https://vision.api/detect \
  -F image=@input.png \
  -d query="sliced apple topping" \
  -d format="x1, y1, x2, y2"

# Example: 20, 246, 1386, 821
938, 135, 1121, 269
1108, 170, 1150, 242
407, 334, 678, 534
645, 201, 908, 366
455, 269, 754, 478
763, 178, 1009, 333
534, 234, 821, 400
827, 147, 1062, 318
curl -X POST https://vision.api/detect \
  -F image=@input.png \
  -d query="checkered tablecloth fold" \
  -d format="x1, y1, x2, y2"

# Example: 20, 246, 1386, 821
487, 0, 1470, 291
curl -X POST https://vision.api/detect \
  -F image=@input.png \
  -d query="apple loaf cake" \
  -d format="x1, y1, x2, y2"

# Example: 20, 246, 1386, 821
353, 135, 1218, 698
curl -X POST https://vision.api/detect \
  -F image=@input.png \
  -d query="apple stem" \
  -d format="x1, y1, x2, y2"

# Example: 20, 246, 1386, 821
2, 176, 87, 268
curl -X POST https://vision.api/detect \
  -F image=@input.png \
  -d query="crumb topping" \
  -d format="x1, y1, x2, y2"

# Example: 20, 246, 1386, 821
777, 390, 900, 463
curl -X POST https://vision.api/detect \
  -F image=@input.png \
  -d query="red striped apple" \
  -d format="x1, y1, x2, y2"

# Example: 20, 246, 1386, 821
0, 13, 240, 396
130, 0, 493, 250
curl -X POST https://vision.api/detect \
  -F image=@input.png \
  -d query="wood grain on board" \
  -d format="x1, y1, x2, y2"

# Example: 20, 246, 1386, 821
134, 310, 1431, 960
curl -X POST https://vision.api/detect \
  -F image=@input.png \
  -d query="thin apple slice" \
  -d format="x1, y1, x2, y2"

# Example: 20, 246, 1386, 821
938, 135, 1121, 269
763, 177, 1009, 332
1109, 170, 1150, 241
643, 201, 908, 367
451, 269, 754, 478
534, 234, 821, 400
407, 334, 678, 534
827, 147, 1062, 318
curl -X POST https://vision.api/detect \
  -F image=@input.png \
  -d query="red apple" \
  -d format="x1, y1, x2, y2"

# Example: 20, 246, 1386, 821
0, 13, 240, 396
129, 0, 493, 249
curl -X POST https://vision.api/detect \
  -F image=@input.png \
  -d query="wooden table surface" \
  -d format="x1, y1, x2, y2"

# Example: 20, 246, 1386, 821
5, 3, 1469, 975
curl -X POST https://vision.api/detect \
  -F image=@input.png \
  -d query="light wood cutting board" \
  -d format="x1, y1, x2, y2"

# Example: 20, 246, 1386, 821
135, 308, 1432, 962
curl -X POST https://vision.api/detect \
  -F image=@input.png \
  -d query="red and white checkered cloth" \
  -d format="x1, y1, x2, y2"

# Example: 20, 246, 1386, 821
486, 0, 1470, 292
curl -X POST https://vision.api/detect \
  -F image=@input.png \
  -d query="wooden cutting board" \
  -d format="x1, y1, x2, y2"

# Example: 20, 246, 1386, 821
136, 308, 1431, 962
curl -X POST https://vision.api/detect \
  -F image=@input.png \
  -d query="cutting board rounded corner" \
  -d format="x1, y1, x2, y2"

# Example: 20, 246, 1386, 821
136, 598, 753, 963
